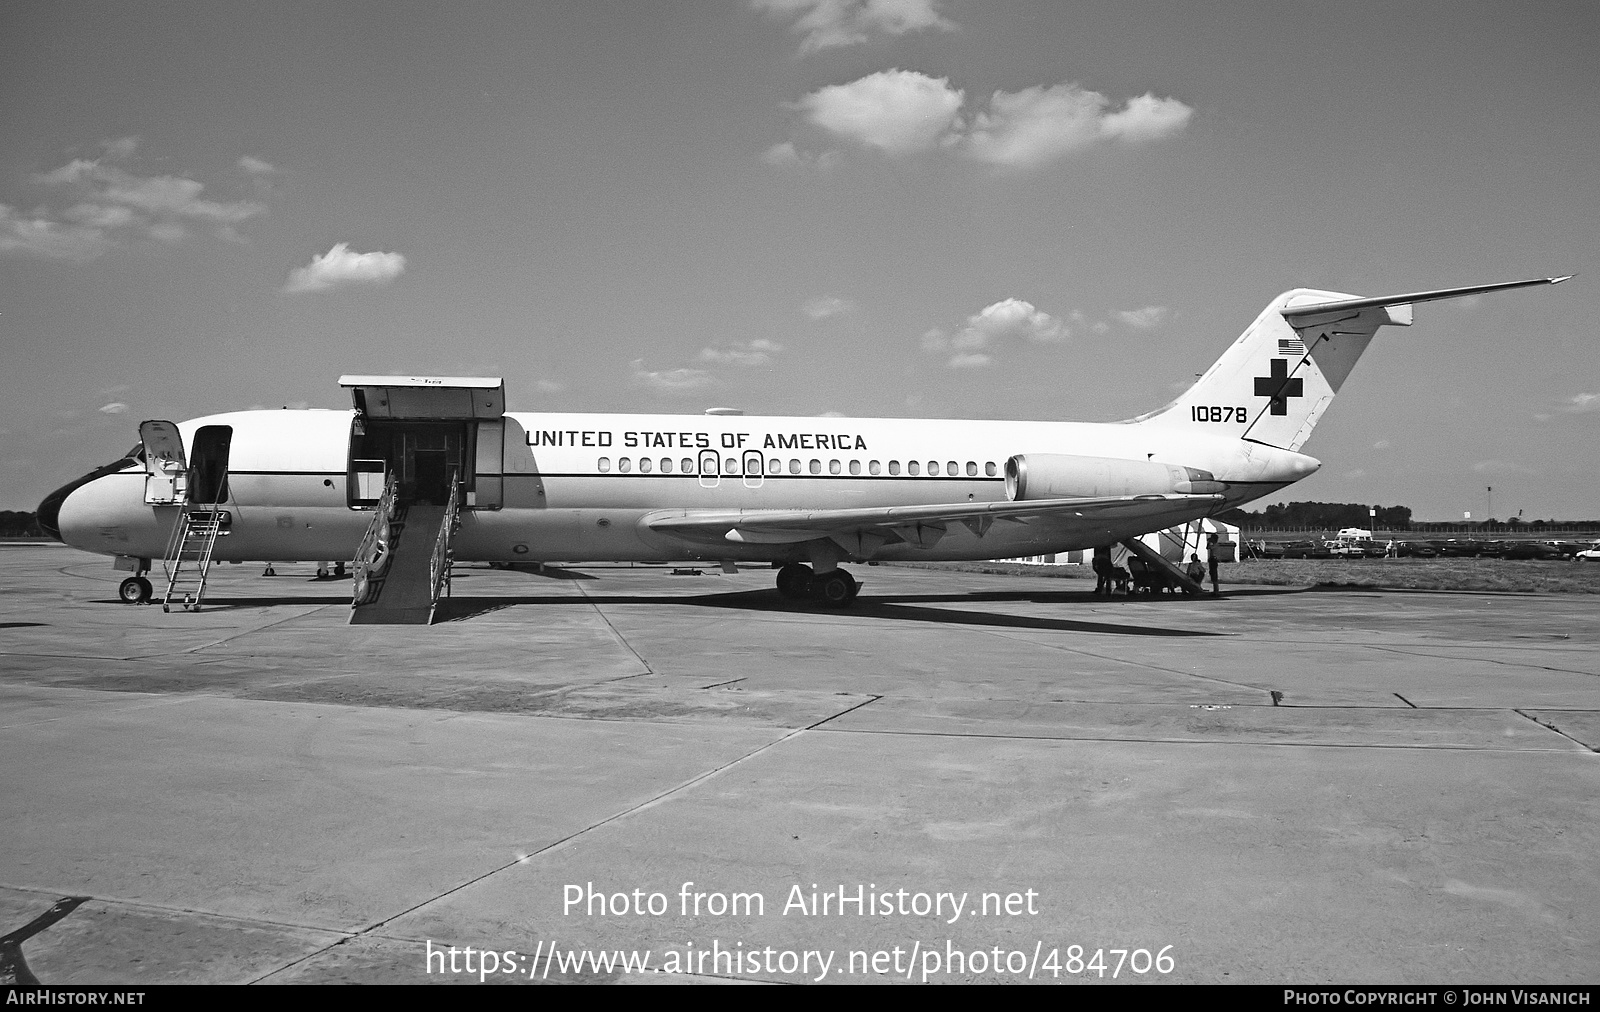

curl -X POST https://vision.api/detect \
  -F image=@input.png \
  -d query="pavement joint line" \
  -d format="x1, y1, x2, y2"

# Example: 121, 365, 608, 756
0, 691, 216, 729
806, 726, 1589, 752
322, 695, 886, 950
174, 604, 345, 654
1514, 709, 1599, 753
573, 582, 652, 679
333, 717, 850, 945
1363, 644, 1598, 679
972, 628, 1271, 693
700, 677, 748, 689
0, 882, 356, 939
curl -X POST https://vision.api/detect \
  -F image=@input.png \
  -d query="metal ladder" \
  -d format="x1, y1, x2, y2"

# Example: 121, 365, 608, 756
161, 507, 224, 612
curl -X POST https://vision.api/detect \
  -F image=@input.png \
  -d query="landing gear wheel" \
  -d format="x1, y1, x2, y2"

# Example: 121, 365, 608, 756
118, 576, 152, 604
775, 564, 813, 599
814, 570, 856, 608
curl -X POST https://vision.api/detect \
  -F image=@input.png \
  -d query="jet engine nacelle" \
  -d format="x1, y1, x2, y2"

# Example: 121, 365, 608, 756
1005, 453, 1225, 501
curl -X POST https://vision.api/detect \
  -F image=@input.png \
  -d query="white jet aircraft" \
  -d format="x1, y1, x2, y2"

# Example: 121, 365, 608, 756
38, 276, 1569, 614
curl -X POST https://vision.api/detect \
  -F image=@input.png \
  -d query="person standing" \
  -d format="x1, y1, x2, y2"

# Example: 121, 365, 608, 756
1092, 547, 1112, 596
1206, 532, 1221, 595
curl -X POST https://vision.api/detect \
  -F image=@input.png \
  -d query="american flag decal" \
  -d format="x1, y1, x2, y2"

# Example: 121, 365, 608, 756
1278, 338, 1306, 356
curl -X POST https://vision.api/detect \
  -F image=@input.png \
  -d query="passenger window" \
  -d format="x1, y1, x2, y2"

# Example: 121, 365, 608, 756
789, 458, 801, 474
829, 459, 841, 475
661, 458, 673, 473
768, 458, 781, 474
966, 461, 977, 476
869, 460, 881, 475
889, 460, 900, 475
809, 459, 821, 474
986, 462, 997, 476
849, 460, 861, 475
638, 457, 652, 473
908, 461, 921, 475
948, 461, 958, 475
725, 457, 738, 474
928, 461, 940, 476
619, 457, 632, 473
598, 457, 611, 472
682, 457, 694, 473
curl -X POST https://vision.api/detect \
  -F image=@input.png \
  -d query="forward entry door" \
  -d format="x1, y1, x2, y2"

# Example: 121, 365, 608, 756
139, 420, 187, 505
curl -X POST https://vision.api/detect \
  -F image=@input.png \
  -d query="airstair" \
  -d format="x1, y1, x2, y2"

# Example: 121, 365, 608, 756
1119, 536, 1207, 595
161, 505, 226, 612
349, 473, 461, 625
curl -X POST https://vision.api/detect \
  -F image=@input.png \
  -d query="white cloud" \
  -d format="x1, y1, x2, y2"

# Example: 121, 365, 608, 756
797, 69, 964, 156
754, 0, 956, 54
964, 86, 1192, 168
535, 379, 565, 395
631, 360, 716, 393
1563, 392, 1600, 413
958, 298, 1068, 347
1343, 469, 1366, 479
238, 156, 277, 175
802, 295, 854, 320
760, 141, 842, 172
1373, 439, 1391, 449
98, 402, 128, 414
922, 298, 1069, 368
789, 71, 1192, 169
4, 144, 270, 260
1114, 305, 1169, 330
283, 242, 406, 294
0, 203, 115, 260
699, 339, 783, 365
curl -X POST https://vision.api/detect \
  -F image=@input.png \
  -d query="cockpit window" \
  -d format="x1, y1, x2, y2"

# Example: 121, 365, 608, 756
122, 444, 145, 465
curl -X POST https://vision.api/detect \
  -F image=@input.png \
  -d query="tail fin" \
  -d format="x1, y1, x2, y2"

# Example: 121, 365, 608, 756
1136, 276, 1571, 451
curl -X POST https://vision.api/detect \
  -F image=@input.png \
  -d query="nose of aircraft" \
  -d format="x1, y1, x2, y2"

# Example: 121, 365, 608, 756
36, 453, 143, 543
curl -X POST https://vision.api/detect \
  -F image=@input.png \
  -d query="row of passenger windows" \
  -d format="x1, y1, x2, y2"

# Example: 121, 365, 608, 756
595, 457, 1000, 477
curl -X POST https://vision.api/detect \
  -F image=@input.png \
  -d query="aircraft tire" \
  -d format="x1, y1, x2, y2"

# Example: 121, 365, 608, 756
775, 564, 813, 599
815, 570, 856, 608
118, 576, 152, 605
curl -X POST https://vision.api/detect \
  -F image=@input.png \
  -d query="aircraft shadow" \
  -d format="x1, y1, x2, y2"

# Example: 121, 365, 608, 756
431, 590, 1223, 636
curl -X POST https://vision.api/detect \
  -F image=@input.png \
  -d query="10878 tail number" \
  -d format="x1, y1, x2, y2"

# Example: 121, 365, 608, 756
1191, 406, 1248, 423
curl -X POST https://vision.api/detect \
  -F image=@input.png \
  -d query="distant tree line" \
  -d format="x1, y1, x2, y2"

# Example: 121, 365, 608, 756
1219, 502, 1412, 530
1220, 501, 1598, 533
0, 511, 45, 537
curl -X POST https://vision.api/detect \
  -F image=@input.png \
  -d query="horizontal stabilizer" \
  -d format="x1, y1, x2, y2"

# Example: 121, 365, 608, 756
1281, 275, 1572, 325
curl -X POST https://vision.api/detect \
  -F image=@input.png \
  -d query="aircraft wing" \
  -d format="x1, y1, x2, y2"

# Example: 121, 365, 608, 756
644, 493, 1223, 549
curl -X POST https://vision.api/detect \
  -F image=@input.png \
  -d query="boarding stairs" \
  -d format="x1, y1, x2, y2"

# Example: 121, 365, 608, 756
1119, 537, 1207, 595
349, 473, 461, 625
161, 500, 227, 613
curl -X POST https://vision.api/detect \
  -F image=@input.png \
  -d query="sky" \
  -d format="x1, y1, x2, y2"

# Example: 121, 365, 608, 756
2, 0, 1596, 521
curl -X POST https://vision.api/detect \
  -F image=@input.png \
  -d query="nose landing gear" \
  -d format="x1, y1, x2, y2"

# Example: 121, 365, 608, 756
118, 576, 153, 604
774, 564, 860, 608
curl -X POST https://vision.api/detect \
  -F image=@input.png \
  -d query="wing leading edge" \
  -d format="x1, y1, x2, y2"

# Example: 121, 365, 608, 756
644, 493, 1223, 551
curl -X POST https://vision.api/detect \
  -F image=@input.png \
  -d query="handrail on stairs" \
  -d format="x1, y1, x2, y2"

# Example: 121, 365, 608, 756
351, 473, 398, 607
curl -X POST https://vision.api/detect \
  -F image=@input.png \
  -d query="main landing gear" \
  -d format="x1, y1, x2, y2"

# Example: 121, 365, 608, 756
118, 576, 153, 604
775, 564, 859, 608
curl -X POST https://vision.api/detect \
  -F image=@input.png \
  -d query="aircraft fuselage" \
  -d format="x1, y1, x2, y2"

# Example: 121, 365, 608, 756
50, 408, 1316, 567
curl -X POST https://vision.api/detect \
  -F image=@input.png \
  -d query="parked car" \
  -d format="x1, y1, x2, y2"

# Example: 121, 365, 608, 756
1395, 541, 1438, 558
1498, 541, 1565, 560
1575, 542, 1600, 562
1542, 541, 1581, 559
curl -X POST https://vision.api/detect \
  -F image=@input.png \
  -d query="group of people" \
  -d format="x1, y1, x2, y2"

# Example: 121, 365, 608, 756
1091, 535, 1222, 597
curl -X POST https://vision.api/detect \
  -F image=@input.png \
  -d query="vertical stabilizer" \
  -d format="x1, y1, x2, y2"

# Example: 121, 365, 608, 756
1136, 276, 1570, 451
